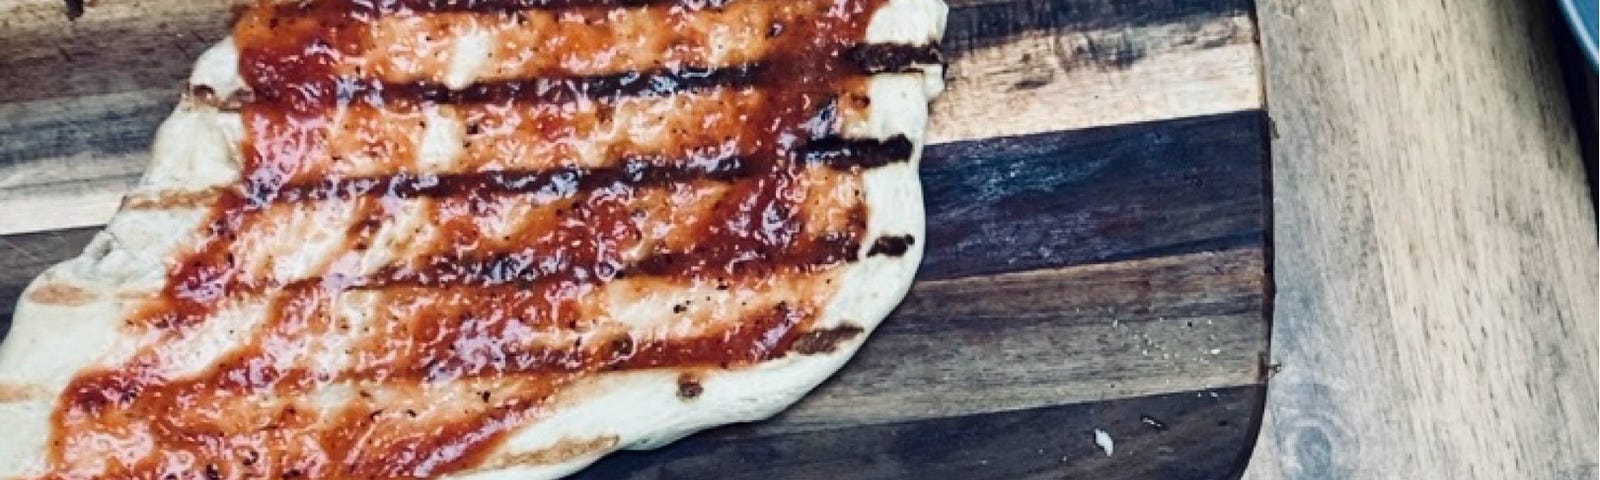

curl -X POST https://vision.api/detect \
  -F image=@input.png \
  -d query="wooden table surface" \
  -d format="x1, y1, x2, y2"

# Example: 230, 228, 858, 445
1243, 0, 1599, 478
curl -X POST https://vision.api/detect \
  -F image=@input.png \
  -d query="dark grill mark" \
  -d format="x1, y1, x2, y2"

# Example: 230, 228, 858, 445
249, 155, 747, 207
381, 64, 762, 105
246, 136, 910, 207
302, 48, 938, 107
365, 0, 673, 13
849, 43, 945, 74
806, 136, 915, 170
791, 324, 866, 355
866, 235, 915, 257
367, 240, 861, 289
676, 373, 703, 400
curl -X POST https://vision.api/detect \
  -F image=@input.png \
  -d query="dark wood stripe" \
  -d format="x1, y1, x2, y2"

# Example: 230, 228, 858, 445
943, 0, 1254, 55
574, 385, 1263, 480
0, 94, 169, 159
918, 109, 1268, 280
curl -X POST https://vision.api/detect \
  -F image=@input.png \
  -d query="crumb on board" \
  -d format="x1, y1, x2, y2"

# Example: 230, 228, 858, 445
1093, 428, 1114, 457
64, 0, 84, 20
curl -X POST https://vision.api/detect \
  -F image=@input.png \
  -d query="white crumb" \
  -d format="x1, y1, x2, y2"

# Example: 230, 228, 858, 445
1093, 428, 1114, 457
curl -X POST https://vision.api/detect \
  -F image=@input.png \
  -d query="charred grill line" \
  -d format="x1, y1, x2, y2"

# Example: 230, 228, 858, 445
244, 136, 911, 206
361, 235, 861, 290
247, 155, 747, 207
282, 46, 938, 107
848, 43, 945, 74
377, 64, 762, 105
804, 135, 915, 170
362, 0, 677, 13
207, 226, 863, 295
865, 234, 915, 257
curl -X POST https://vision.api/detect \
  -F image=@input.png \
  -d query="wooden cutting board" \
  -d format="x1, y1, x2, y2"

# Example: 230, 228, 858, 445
0, 0, 1272, 478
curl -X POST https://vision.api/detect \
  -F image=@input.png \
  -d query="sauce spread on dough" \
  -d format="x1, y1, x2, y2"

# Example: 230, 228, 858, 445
39, 0, 931, 478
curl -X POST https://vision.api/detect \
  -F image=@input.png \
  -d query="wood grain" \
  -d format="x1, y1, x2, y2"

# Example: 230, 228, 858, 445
0, 0, 1263, 235
935, 12, 1259, 144
921, 111, 1266, 280
577, 385, 1263, 480
1244, 0, 1599, 478
783, 248, 1267, 429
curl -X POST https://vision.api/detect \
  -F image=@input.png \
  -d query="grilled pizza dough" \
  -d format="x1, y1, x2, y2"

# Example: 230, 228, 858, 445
0, 0, 945, 478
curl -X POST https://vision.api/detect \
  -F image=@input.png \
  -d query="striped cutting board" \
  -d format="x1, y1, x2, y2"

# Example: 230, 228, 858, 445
0, 0, 1271, 478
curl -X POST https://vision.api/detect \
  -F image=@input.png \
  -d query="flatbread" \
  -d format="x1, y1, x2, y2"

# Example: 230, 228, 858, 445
0, 0, 945, 477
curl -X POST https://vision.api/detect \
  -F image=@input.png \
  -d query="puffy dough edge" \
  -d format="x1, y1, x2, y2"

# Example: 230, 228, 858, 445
0, 0, 946, 476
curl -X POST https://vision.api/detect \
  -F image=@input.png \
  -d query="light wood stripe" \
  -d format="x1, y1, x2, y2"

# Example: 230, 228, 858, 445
930, 14, 1261, 144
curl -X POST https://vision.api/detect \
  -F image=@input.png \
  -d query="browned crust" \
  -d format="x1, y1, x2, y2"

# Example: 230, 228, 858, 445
25, 283, 99, 307
0, 382, 47, 403
186, 84, 255, 111
476, 436, 620, 470
120, 187, 226, 211
114, 290, 161, 301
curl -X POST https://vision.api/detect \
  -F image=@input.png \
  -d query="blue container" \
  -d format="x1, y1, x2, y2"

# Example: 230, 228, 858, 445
1558, 0, 1598, 69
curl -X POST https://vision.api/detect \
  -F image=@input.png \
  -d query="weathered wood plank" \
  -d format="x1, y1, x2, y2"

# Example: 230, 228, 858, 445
0, 0, 1262, 235
576, 385, 1263, 480
781, 248, 1267, 429
935, 6, 1259, 144
921, 110, 1267, 280
1244, 0, 1597, 479
0, 0, 230, 104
